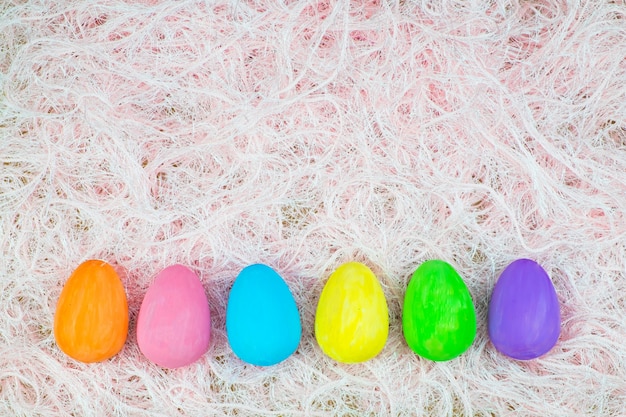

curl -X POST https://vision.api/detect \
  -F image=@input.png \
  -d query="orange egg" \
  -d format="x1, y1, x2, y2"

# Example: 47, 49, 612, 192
54, 260, 129, 362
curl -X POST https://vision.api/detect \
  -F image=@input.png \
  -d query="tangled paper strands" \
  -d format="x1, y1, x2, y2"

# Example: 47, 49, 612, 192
2, 0, 626, 415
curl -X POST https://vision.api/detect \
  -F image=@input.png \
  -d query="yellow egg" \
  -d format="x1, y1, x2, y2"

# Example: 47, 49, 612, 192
315, 262, 389, 363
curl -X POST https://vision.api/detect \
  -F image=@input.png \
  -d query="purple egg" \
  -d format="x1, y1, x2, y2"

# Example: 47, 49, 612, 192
488, 259, 560, 360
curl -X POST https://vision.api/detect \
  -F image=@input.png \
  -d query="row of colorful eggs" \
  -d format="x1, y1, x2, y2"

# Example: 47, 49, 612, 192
54, 259, 560, 368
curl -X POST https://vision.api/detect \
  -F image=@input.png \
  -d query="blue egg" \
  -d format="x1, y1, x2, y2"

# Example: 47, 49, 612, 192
226, 264, 301, 366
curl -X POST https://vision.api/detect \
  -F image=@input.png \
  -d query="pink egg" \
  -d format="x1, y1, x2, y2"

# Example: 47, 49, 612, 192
136, 265, 211, 368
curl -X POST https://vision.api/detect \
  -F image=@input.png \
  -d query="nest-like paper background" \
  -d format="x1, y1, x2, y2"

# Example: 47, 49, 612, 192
1, 0, 625, 415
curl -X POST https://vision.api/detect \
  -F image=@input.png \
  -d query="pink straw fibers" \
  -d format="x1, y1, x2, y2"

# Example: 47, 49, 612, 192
1, 0, 625, 415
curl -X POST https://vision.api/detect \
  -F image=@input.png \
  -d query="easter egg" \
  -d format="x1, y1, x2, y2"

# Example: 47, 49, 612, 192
402, 260, 476, 361
315, 262, 389, 363
54, 260, 129, 363
488, 259, 560, 360
226, 264, 301, 366
136, 264, 211, 368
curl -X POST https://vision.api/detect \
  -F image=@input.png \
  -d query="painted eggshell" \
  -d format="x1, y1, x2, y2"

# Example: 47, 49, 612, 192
226, 264, 301, 366
54, 260, 129, 363
136, 265, 211, 368
402, 260, 476, 361
315, 262, 389, 363
488, 259, 560, 360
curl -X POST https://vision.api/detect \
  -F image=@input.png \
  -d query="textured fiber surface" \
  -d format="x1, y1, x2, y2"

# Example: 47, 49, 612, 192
1, 0, 626, 415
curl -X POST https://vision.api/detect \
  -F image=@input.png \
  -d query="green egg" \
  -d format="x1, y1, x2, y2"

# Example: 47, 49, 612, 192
402, 260, 476, 361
